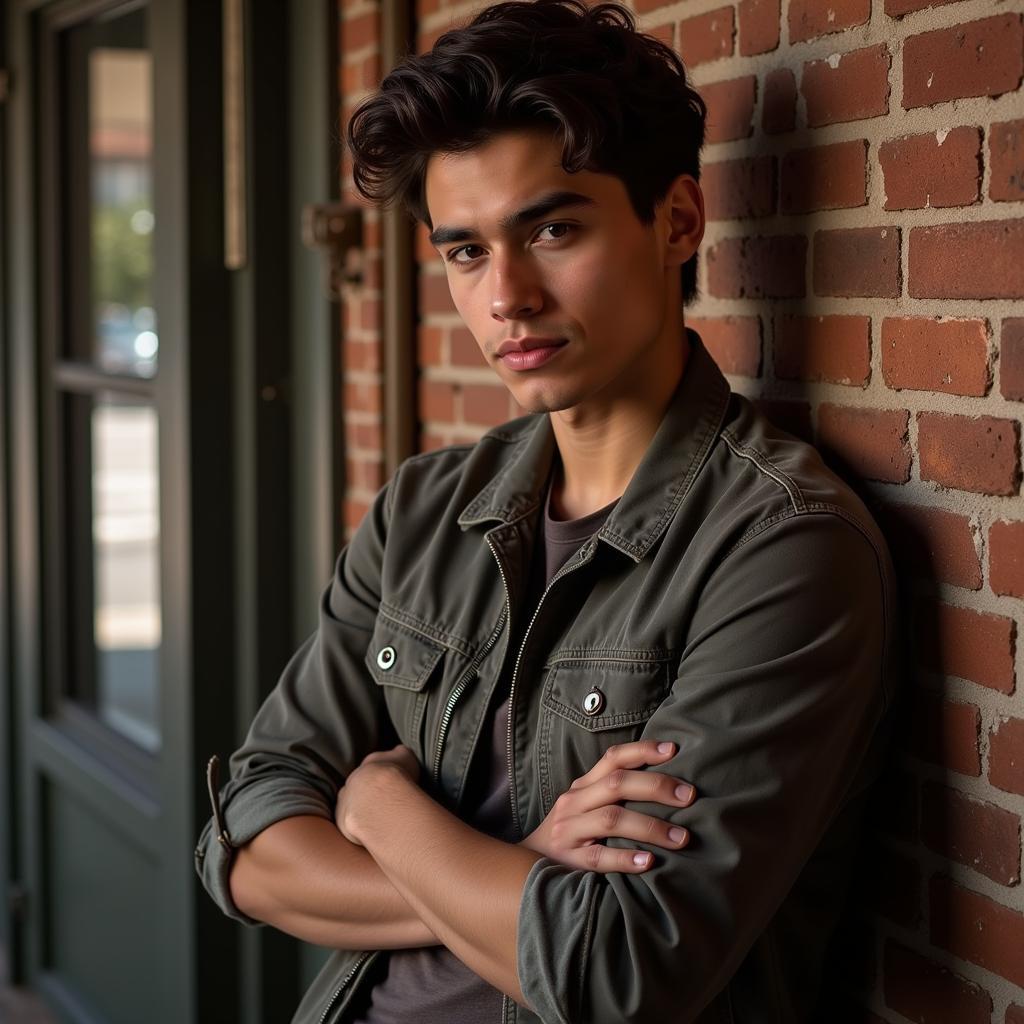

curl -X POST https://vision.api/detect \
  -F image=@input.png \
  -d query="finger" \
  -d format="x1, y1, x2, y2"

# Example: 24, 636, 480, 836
569, 740, 677, 791
564, 804, 691, 851
576, 842, 658, 874
567, 766, 696, 816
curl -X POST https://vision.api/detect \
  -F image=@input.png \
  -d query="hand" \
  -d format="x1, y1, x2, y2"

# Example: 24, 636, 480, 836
334, 744, 423, 847
517, 740, 696, 873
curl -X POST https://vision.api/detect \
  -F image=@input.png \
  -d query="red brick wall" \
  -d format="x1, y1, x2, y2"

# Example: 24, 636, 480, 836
339, 1, 1024, 1019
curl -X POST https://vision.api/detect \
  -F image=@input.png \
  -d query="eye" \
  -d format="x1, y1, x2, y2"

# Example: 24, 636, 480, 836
444, 222, 577, 268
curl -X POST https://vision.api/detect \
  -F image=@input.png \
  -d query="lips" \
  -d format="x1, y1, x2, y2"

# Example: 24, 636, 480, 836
496, 336, 566, 357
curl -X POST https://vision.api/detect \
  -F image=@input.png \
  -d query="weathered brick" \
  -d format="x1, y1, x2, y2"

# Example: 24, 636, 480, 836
990, 119, 1024, 202
877, 502, 981, 590
916, 599, 1016, 694
903, 14, 1024, 109
702, 156, 776, 221
775, 315, 870, 386
801, 44, 891, 127
907, 692, 981, 776
917, 412, 1021, 496
814, 227, 900, 298
989, 716, 1024, 798
921, 782, 1021, 885
879, 127, 982, 210
702, 76, 757, 143
886, 0, 969, 16
881, 317, 990, 397
706, 235, 806, 299
687, 316, 762, 377
345, 379, 381, 415
738, 0, 780, 56
1002, 319, 1024, 401
678, 6, 734, 67
789, 0, 869, 43
909, 221, 1024, 299
781, 140, 867, 213
416, 326, 444, 368
931, 875, 1024, 988
346, 338, 382, 373
990, 520, 1024, 600
883, 941, 993, 1024
817, 404, 911, 484
762, 67, 797, 134
418, 378, 455, 422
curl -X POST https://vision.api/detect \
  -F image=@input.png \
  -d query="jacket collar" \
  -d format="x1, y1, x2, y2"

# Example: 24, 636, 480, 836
456, 326, 732, 563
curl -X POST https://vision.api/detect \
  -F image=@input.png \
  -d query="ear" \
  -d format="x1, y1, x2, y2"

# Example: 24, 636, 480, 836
659, 173, 705, 270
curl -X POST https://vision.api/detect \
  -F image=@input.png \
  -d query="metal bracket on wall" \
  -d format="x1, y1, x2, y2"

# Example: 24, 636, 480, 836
301, 202, 365, 301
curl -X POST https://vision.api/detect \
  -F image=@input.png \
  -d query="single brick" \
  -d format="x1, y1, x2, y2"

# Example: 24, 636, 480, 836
753, 399, 812, 443
687, 316, 762, 377
775, 315, 870, 386
817, 404, 911, 484
702, 76, 757, 143
883, 941, 993, 1024
738, 0, 780, 55
706, 235, 806, 299
450, 326, 485, 368
910, 221, 1024, 299
814, 227, 900, 298
1008, 1004, 1024, 1024
419, 271, 457, 314
989, 716, 1024, 797
990, 520, 1024, 600
416, 326, 444, 367
886, 0, 968, 15
916, 598, 1016, 693
921, 781, 1021, 885
462, 383, 514, 428
781, 140, 867, 213
931, 875, 1024, 988
903, 14, 1024, 109
789, 0, 869, 43
762, 67, 796, 134
801, 44, 891, 127
417, 378, 455, 422
702, 156, 776, 221
345, 379, 382, 415
917, 412, 1021, 496
1002, 319, 1024, 401
879, 127, 982, 210
881, 317, 990, 397
878, 502, 981, 590
678, 6, 735, 67
907, 692, 981, 776
990, 119, 1024, 202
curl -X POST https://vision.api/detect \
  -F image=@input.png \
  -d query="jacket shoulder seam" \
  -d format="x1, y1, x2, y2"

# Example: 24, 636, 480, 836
720, 429, 806, 514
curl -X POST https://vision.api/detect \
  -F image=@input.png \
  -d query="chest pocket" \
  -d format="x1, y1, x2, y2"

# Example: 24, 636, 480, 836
537, 654, 673, 814
364, 620, 447, 763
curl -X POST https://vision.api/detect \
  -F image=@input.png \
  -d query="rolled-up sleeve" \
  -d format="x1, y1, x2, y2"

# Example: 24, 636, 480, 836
193, 472, 397, 926
516, 511, 895, 1023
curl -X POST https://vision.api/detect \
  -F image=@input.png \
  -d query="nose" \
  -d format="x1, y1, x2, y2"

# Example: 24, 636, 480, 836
490, 252, 543, 321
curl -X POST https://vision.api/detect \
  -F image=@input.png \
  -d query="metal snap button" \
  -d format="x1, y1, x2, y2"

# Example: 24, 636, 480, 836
582, 688, 605, 716
376, 645, 396, 670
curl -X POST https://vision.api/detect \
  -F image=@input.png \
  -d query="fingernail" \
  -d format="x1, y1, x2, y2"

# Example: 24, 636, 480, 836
657, 742, 674, 754
633, 852, 650, 865
668, 827, 687, 844
676, 784, 694, 803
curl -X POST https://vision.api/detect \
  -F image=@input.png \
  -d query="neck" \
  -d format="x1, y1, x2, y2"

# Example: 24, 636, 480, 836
547, 328, 690, 521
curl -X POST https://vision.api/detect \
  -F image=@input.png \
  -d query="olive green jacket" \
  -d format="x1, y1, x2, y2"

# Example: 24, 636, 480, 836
195, 328, 901, 1024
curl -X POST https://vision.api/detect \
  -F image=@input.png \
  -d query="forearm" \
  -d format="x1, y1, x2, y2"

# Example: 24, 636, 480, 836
229, 814, 441, 949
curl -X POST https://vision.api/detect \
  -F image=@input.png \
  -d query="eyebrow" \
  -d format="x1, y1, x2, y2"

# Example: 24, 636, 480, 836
428, 189, 599, 248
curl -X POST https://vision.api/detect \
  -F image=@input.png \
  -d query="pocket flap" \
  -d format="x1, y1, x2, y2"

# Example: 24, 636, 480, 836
541, 656, 671, 732
364, 621, 446, 692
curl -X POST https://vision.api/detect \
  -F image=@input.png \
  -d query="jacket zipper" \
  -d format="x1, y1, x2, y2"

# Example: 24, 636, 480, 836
431, 580, 509, 784
317, 950, 375, 1024
206, 754, 234, 849
500, 536, 596, 841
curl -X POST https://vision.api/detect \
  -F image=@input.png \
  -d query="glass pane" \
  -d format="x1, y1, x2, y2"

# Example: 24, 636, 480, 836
64, 392, 161, 753
63, 8, 157, 377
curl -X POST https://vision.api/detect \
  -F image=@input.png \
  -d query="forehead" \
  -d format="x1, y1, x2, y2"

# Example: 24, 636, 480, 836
424, 128, 622, 241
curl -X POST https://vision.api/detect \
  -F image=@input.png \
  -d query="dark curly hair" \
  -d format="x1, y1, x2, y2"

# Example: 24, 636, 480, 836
344, 0, 708, 306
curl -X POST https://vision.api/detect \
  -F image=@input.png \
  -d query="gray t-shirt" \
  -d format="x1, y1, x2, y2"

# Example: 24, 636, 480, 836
348, 460, 619, 1023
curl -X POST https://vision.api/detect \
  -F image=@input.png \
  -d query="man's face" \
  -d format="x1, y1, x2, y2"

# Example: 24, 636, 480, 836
424, 127, 690, 417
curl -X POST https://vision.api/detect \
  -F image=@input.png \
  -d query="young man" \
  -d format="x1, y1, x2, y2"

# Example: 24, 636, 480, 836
195, 2, 902, 1022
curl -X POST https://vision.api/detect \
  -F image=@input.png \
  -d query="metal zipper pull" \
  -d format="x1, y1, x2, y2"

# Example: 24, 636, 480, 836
206, 754, 234, 850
